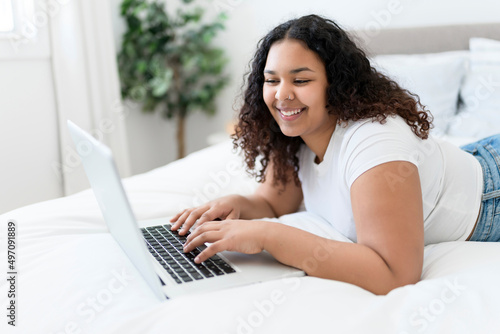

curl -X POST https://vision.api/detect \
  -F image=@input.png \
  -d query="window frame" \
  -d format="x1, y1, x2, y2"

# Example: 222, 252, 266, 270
0, 0, 35, 40
0, 0, 15, 34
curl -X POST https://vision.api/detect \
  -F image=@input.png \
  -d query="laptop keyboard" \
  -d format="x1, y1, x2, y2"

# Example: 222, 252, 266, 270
141, 224, 236, 284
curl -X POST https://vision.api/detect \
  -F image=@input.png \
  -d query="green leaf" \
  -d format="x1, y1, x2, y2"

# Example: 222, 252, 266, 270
218, 12, 228, 21
136, 60, 147, 73
117, 0, 228, 120
130, 85, 147, 101
152, 69, 173, 97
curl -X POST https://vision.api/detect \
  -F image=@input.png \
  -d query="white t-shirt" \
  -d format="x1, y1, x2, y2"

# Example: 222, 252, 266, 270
297, 115, 483, 245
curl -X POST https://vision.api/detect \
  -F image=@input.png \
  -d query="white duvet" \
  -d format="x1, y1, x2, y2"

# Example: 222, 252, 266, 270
1, 139, 500, 334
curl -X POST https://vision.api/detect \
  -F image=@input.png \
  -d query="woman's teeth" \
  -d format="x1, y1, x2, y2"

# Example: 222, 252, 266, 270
280, 108, 303, 116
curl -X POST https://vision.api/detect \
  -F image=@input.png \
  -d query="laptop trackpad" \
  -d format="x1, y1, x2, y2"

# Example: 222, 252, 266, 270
220, 250, 304, 281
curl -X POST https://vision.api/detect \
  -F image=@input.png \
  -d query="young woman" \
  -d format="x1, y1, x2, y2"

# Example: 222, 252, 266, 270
170, 15, 499, 295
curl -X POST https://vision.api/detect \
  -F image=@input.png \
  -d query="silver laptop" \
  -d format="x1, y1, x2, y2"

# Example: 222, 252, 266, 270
67, 120, 304, 300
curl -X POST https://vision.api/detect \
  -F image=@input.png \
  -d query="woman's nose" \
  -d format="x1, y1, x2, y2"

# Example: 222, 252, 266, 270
275, 83, 294, 101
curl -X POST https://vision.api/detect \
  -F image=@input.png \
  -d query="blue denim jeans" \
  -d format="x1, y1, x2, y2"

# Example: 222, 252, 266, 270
461, 134, 500, 242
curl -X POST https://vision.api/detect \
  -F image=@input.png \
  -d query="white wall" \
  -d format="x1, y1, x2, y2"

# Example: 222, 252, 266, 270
0, 0, 129, 214
110, 0, 500, 175
0, 1, 63, 214
1, 0, 499, 213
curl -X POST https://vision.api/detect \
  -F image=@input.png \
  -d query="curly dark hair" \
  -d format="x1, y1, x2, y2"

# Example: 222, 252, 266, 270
232, 14, 432, 188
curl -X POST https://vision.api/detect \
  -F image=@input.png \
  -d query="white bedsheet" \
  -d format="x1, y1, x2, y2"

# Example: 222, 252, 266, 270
2, 140, 500, 334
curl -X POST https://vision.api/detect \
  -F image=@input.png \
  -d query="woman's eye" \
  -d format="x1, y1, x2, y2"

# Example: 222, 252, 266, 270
264, 79, 311, 84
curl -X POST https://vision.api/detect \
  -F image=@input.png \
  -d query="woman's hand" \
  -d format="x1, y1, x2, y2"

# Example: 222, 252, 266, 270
170, 195, 243, 235
182, 220, 269, 263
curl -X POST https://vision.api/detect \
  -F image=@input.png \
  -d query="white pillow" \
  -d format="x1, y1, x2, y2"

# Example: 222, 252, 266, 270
470, 37, 500, 52
371, 51, 469, 136
448, 38, 500, 138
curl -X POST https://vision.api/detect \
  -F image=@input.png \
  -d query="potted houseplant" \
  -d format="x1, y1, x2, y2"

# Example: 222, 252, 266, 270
118, 0, 228, 158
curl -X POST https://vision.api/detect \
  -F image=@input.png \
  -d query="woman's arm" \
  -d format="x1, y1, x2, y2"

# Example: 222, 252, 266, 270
171, 161, 303, 232
243, 161, 304, 218
184, 161, 424, 295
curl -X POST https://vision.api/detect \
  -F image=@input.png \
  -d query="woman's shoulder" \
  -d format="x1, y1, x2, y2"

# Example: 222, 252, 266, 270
338, 115, 431, 163
343, 115, 410, 135
340, 115, 422, 146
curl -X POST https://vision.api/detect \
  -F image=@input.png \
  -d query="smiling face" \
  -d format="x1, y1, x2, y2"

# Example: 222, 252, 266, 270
263, 38, 337, 153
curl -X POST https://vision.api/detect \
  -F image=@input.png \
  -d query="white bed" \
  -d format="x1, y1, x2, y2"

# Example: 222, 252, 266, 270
2, 23, 500, 334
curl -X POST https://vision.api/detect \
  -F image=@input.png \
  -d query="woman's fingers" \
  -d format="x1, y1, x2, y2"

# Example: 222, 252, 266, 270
225, 210, 239, 220
183, 220, 267, 263
178, 207, 212, 235
169, 211, 183, 223
193, 241, 227, 264
171, 206, 209, 234
170, 196, 241, 235
170, 209, 190, 230
185, 221, 221, 245
178, 208, 227, 234
191, 208, 227, 230
183, 227, 223, 254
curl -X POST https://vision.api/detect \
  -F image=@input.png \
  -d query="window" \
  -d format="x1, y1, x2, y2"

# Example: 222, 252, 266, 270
0, 0, 35, 39
0, 0, 15, 33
